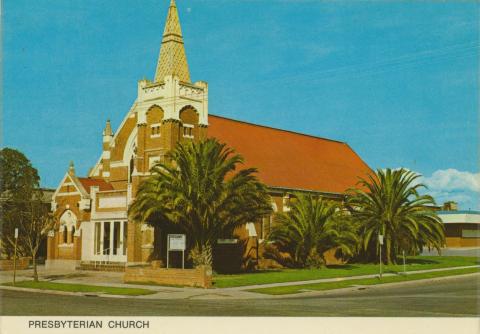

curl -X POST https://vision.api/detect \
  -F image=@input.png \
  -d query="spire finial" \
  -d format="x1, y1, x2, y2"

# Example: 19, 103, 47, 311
103, 119, 113, 136
154, 0, 191, 83
68, 161, 75, 175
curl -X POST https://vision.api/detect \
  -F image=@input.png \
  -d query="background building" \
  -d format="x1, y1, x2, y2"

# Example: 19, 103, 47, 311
438, 209, 480, 248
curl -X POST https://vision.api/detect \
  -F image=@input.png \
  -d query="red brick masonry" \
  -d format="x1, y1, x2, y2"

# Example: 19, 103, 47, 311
124, 265, 212, 288
0, 257, 30, 271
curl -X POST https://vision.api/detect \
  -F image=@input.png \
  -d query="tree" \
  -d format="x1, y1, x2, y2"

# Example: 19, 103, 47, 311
129, 138, 272, 268
346, 168, 445, 264
0, 148, 40, 258
17, 190, 54, 282
267, 193, 358, 268
0, 148, 53, 281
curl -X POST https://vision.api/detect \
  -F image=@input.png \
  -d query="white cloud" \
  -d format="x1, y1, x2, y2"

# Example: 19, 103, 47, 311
422, 169, 480, 193
419, 169, 480, 210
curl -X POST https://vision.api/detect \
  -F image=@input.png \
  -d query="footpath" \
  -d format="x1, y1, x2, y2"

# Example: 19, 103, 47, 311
0, 265, 478, 300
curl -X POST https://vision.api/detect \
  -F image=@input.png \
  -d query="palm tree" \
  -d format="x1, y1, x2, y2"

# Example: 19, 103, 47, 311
128, 138, 272, 267
346, 168, 444, 264
268, 193, 358, 268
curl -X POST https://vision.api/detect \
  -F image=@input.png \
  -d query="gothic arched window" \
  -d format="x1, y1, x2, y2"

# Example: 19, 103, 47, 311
63, 225, 68, 244
129, 157, 134, 183
71, 226, 76, 243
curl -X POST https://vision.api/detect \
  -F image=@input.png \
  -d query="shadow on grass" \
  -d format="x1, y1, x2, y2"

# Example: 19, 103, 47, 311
43, 273, 89, 281
325, 264, 361, 270
402, 258, 438, 265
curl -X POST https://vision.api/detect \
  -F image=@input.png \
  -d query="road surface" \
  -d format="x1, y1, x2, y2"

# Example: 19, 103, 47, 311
1, 274, 478, 317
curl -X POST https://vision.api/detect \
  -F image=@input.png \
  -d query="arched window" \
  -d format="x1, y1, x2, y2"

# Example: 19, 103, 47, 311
129, 157, 134, 183
71, 226, 76, 243
63, 225, 68, 244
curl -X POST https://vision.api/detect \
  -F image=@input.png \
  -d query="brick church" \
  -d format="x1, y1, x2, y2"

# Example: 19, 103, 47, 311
46, 0, 371, 270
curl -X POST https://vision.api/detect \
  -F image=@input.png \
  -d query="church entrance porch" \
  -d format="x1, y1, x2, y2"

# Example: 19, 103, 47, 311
81, 220, 128, 264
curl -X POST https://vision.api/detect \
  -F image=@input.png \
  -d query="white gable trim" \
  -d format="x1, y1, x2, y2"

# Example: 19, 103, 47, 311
89, 101, 138, 177
123, 127, 138, 164
52, 173, 89, 203
52, 173, 71, 200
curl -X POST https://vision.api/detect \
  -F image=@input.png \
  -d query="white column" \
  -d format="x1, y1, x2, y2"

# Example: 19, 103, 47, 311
109, 221, 114, 259
99, 222, 104, 257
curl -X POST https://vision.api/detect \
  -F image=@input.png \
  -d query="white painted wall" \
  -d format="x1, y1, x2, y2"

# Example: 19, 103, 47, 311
98, 196, 126, 208
439, 213, 480, 224
81, 222, 94, 262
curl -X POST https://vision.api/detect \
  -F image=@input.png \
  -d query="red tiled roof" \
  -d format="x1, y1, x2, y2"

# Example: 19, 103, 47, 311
77, 177, 114, 193
207, 115, 372, 194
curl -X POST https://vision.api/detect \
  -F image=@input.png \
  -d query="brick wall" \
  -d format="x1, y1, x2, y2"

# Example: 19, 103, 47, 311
446, 237, 480, 247
124, 265, 212, 288
0, 257, 30, 271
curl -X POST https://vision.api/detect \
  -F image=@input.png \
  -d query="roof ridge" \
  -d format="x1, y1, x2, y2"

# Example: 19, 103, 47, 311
209, 114, 346, 145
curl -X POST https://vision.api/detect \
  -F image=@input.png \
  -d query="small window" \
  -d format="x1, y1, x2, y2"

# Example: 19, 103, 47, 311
150, 124, 161, 137
183, 124, 194, 138
462, 229, 480, 238
149, 156, 161, 169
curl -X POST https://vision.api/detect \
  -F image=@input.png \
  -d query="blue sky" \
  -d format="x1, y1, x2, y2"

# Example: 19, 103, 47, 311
3, 0, 479, 209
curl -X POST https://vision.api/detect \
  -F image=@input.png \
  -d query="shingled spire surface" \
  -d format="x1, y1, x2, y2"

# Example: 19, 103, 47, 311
154, 0, 191, 83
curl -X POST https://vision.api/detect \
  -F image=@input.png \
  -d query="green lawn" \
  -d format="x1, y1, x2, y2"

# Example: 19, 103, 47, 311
2, 281, 156, 296
213, 256, 479, 288
248, 267, 480, 295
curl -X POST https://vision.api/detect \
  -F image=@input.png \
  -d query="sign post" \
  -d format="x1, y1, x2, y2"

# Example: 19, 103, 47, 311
378, 234, 384, 279
13, 228, 18, 286
167, 234, 186, 269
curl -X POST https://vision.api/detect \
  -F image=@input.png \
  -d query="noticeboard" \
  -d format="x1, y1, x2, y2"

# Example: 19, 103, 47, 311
168, 234, 186, 251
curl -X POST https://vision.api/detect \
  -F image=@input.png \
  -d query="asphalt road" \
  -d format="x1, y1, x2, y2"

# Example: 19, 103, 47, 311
1, 274, 478, 317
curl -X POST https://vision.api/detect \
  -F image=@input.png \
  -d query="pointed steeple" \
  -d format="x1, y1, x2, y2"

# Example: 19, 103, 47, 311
154, 0, 191, 83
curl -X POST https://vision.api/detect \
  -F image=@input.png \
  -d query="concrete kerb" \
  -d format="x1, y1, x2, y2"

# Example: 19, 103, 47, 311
222, 264, 480, 291
266, 272, 480, 300
0, 285, 104, 298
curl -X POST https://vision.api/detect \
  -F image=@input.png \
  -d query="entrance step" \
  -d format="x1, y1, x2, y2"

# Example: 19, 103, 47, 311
77, 261, 126, 272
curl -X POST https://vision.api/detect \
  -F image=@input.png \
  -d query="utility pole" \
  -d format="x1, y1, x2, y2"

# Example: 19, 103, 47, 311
13, 228, 18, 286
378, 232, 384, 279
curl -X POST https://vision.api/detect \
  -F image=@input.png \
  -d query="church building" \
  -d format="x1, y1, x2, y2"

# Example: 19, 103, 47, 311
46, 0, 371, 270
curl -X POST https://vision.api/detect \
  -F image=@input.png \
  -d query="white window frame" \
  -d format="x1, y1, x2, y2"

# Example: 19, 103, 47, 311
182, 123, 194, 138
149, 156, 161, 169
462, 229, 480, 238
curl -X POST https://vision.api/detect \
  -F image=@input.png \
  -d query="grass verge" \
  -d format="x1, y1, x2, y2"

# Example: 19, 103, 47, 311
213, 256, 479, 288
2, 281, 156, 296
247, 267, 480, 295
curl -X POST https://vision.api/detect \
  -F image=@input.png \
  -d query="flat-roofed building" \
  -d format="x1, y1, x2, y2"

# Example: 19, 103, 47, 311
438, 210, 480, 248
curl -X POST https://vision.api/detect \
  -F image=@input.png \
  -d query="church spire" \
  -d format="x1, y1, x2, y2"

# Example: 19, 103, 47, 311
154, 0, 191, 83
